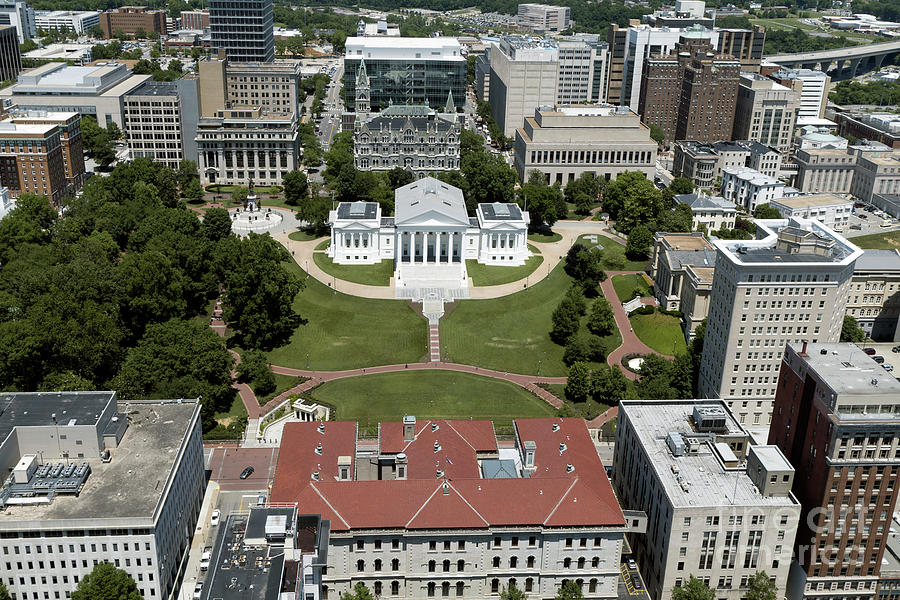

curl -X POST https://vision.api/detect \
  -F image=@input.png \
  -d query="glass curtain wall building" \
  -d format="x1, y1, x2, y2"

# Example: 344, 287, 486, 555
209, 0, 274, 63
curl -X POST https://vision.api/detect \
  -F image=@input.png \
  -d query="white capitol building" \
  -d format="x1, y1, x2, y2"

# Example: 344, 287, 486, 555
328, 177, 529, 297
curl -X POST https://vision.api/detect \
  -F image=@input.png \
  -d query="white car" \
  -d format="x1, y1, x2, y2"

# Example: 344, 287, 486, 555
193, 582, 203, 600
199, 550, 212, 572
210, 509, 220, 527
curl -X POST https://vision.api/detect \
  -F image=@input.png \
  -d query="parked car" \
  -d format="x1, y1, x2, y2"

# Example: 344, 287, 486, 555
885, 364, 894, 372
210, 509, 220, 526
859, 214, 868, 219
240, 466, 254, 479
863, 347, 877, 355
874, 355, 886, 364
199, 550, 212, 571
193, 582, 204, 600
892, 345, 900, 353
850, 224, 863, 230
627, 559, 637, 570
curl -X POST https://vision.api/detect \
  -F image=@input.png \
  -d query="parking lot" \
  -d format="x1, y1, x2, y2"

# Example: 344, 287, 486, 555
844, 204, 900, 238
859, 342, 900, 376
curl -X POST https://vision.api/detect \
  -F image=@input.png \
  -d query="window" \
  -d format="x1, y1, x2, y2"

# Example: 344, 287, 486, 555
375, 560, 382, 572
510, 557, 518, 568
428, 583, 436, 598
456, 583, 464, 597
392, 539, 400, 550
458, 541, 465, 550
577, 557, 585, 569
429, 561, 436, 573
429, 541, 437, 551
375, 540, 382, 550
444, 541, 451, 551
457, 560, 464, 572
443, 560, 450, 573
392, 559, 399, 571
442, 583, 450, 597
375, 583, 382, 596
528, 556, 535, 568
493, 557, 500, 568
491, 580, 500, 594
357, 560, 364, 572
494, 538, 501, 548
392, 582, 400, 596
564, 558, 572, 568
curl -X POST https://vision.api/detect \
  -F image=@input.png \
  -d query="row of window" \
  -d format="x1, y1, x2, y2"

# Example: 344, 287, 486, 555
352, 536, 603, 552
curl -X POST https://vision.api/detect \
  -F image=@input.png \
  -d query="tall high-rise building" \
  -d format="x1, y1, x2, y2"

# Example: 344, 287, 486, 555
769, 68, 830, 122
0, 119, 69, 205
732, 71, 799, 152
517, 3, 570, 32
769, 342, 900, 600
6, 109, 85, 194
697, 218, 863, 432
638, 32, 740, 144
0, 25, 20, 81
124, 79, 200, 170
209, 0, 274, 62
0, 0, 35, 43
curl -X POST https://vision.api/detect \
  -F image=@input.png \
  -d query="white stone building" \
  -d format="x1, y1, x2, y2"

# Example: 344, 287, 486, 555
613, 400, 800, 600
650, 232, 716, 340
34, 10, 99, 33
328, 178, 529, 290
720, 166, 786, 212
673, 192, 736, 231
517, 3, 570, 32
770, 193, 853, 230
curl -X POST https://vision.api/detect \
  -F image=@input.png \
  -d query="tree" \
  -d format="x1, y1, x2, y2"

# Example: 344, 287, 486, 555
232, 186, 250, 207
603, 171, 665, 234
662, 177, 693, 204
341, 583, 375, 600
671, 576, 715, 600
592, 365, 628, 403
587, 297, 616, 337
184, 178, 205, 203
71, 562, 142, 600
500, 583, 527, 600
746, 572, 777, 600
87, 25, 104, 39
551, 295, 582, 344
81, 115, 117, 169
237, 349, 276, 396
625, 225, 653, 260
564, 243, 605, 290
555, 579, 584, 600
201, 207, 233, 242
461, 150, 516, 210
284, 170, 310, 206
649, 123, 666, 146
565, 362, 592, 403
176, 159, 198, 192
387, 166, 415, 190
0, 579, 10, 600
754, 203, 782, 219
841, 315, 866, 343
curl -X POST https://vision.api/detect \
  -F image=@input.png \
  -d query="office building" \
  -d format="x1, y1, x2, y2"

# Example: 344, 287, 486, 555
697, 218, 862, 430
557, 36, 608, 105
770, 193, 852, 230
180, 9, 209, 31
794, 147, 857, 195
353, 102, 461, 177
638, 32, 740, 144
613, 400, 800, 600
344, 37, 465, 118
517, 3, 570, 32
674, 192, 737, 231
847, 249, 900, 341
0, 119, 69, 205
35, 10, 99, 34
0, 25, 19, 81
209, 0, 273, 62
714, 27, 766, 73
23, 42, 93, 66
124, 79, 200, 169
5, 109, 85, 193
514, 104, 657, 184
99, 6, 166, 39
674, 140, 782, 189
474, 50, 491, 102
650, 232, 716, 339
837, 113, 900, 150
0, 392, 205, 600
732, 72, 798, 152
0, 62, 150, 127
770, 68, 830, 121
720, 166, 786, 212
271, 416, 632, 600
0, 0, 35, 43
851, 151, 900, 202
769, 343, 900, 600
796, 126, 847, 151
644, 0, 713, 27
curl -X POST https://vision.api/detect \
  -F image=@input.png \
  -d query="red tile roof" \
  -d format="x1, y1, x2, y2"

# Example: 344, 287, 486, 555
379, 419, 498, 480
270, 421, 357, 504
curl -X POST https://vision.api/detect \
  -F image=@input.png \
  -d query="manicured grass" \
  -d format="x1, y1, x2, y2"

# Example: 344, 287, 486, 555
289, 229, 323, 242
315, 239, 330, 251
466, 248, 544, 287
612, 273, 653, 302
630, 311, 686, 356
256, 373, 309, 406
214, 395, 247, 424
310, 371, 557, 435
528, 230, 562, 243
313, 253, 393, 286
266, 261, 427, 370
443, 264, 605, 376
577, 234, 648, 271
845, 230, 900, 250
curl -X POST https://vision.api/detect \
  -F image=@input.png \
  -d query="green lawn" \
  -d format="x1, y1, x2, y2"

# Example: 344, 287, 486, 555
612, 273, 653, 302
577, 234, 648, 271
528, 230, 562, 243
266, 261, 427, 370
466, 248, 544, 287
309, 371, 557, 436
630, 311, 686, 356
289, 230, 323, 242
313, 253, 393, 286
845, 230, 900, 250
256, 373, 309, 406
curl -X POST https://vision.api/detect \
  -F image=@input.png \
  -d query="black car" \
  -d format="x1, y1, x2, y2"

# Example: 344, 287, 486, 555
893, 345, 900, 353
874, 355, 886, 364
239, 466, 254, 479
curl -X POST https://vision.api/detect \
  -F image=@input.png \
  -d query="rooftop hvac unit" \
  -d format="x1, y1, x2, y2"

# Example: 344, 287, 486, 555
666, 432, 686, 457
692, 405, 728, 432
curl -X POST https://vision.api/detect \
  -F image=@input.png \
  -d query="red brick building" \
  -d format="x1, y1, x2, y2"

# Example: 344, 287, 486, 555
0, 121, 68, 205
7, 111, 85, 193
179, 10, 209, 30
99, 6, 166, 39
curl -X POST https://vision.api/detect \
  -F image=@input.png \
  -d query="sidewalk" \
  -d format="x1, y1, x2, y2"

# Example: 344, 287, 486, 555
598, 274, 668, 380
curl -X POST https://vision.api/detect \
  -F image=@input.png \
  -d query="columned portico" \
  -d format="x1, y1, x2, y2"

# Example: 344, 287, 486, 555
397, 230, 464, 264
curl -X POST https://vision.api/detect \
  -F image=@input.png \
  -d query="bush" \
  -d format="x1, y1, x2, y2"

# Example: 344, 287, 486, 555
631, 305, 655, 316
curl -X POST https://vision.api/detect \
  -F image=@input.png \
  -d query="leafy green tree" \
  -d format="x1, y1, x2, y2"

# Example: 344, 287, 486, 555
341, 583, 375, 600
81, 115, 117, 168
232, 186, 250, 207
672, 576, 715, 600
329, 30, 347, 54
625, 225, 653, 260
662, 177, 693, 205
754, 203, 782, 219
460, 128, 484, 157
555, 579, 584, 600
0, 192, 57, 262
592, 365, 628, 403
841, 315, 866, 343
461, 150, 516, 210
587, 297, 616, 337
565, 361, 592, 403
656, 203, 694, 233
746, 572, 777, 600
284, 170, 310, 206
71, 561, 142, 600
603, 171, 665, 233
201, 207, 233, 242
298, 194, 332, 233
519, 177, 564, 230
185, 177, 205, 203
222, 234, 304, 349
237, 349, 276, 396
87, 25, 104, 39
564, 243, 605, 290
39, 371, 96, 392
387, 167, 415, 190
176, 159, 198, 191
551, 295, 582, 344
649, 123, 666, 146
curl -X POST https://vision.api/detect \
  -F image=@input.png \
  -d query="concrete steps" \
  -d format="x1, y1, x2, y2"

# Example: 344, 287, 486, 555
429, 322, 441, 362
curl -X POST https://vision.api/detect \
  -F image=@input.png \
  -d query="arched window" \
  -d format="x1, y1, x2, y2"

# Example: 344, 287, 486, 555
428, 560, 436, 573
428, 583, 436, 597
525, 579, 533, 593
591, 557, 599, 568
510, 556, 518, 568
589, 579, 598, 593
357, 560, 365, 572
457, 559, 464, 572
508, 579, 517, 591
375, 559, 382, 571
576, 579, 584, 591
577, 557, 585, 569
323, 586, 329, 600
492, 557, 500, 568
443, 559, 450, 572
491, 579, 500, 594
392, 559, 400, 571
563, 558, 572, 569
392, 582, 400, 596
375, 582, 382, 595
527, 556, 535, 568
456, 582, 464, 597
442, 582, 450, 597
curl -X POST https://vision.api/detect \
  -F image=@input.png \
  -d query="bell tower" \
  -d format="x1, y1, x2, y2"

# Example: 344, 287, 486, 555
355, 59, 370, 114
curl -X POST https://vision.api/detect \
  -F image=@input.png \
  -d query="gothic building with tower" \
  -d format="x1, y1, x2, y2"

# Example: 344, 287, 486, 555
352, 60, 462, 178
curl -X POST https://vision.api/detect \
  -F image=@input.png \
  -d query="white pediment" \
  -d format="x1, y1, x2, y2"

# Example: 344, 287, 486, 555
395, 208, 470, 228
335, 220, 381, 230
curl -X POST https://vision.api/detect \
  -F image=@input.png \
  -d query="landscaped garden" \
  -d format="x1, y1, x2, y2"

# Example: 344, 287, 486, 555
612, 273, 653, 302
265, 261, 427, 370
289, 229, 323, 242
630, 309, 687, 356
313, 253, 393, 286
528, 230, 562, 243
307, 371, 557, 436
577, 234, 649, 271
466, 246, 544, 287
256, 373, 309, 405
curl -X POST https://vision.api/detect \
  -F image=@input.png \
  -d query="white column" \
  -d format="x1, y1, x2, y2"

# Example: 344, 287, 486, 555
439, 233, 445, 263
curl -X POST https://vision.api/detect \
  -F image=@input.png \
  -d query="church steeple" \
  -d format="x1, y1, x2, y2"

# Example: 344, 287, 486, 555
355, 59, 370, 114
445, 90, 455, 115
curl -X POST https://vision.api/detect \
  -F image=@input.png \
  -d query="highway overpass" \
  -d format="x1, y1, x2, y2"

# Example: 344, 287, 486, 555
767, 38, 900, 80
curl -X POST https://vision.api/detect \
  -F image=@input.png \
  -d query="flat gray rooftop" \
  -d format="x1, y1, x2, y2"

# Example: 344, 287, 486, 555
0, 401, 197, 525
621, 401, 799, 509
206, 513, 287, 600
0, 391, 113, 445
790, 342, 900, 396
855, 249, 900, 272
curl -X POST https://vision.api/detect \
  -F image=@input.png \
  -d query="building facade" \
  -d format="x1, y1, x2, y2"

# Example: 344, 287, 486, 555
794, 148, 857, 195
99, 6, 166, 38
35, 10, 99, 33
5, 109, 85, 194
517, 3, 570, 32
769, 343, 900, 600
180, 10, 209, 30
614, 400, 800, 600
514, 104, 657, 184
209, 0, 273, 62
836, 113, 900, 150
851, 151, 900, 202
0, 392, 205, 600
847, 250, 900, 341
650, 232, 716, 339
0, 0, 35, 43
0, 120, 68, 205
720, 166, 786, 212
673, 192, 737, 231
124, 80, 188, 170
673, 140, 781, 190
770, 68, 830, 121
770, 193, 852, 230
732, 72, 798, 153
697, 218, 863, 430
0, 25, 19, 82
